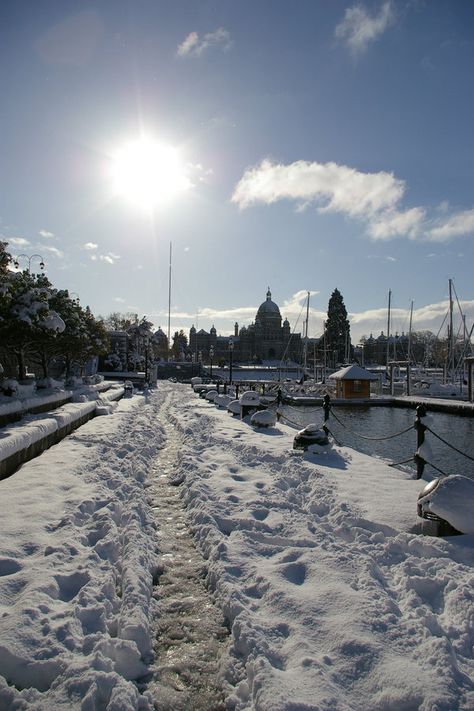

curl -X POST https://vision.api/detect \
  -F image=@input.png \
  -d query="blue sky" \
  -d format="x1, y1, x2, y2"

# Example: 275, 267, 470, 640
2, 0, 474, 343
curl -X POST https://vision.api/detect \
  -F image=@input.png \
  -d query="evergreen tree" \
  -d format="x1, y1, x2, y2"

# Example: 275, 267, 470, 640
323, 288, 351, 366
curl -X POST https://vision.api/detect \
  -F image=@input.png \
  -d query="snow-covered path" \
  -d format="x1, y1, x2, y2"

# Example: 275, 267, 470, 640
145, 391, 229, 710
0, 382, 472, 710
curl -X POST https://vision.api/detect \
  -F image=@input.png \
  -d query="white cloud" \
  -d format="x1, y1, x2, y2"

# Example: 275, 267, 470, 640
114, 297, 126, 303
427, 209, 474, 242
368, 206, 426, 240
335, 1, 394, 55
177, 28, 232, 58
39, 229, 54, 239
232, 159, 404, 218
6, 236, 31, 247
232, 158, 474, 244
39, 244, 63, 258
99, 252, 121, 264
83, 242, 98, 250
89, 251, 121, 264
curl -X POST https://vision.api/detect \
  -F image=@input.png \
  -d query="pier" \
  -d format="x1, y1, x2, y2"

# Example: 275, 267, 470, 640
284, 393, 474, 416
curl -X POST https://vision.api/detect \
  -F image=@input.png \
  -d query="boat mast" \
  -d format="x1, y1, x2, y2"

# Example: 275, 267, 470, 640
303, 291, 310, 373
408, 300, 414, 363
386, 289, 391, 371
167, 242, 172, 360
448, 278, 454, 382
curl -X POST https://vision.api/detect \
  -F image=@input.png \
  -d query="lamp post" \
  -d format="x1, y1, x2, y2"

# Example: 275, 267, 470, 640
14, 254, 45, 273
228, 339, 234, 385
209, 345, 214, 380
144, 333, 149, 385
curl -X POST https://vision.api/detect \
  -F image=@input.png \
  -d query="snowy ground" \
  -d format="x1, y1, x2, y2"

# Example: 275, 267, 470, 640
0, 382, 473, 710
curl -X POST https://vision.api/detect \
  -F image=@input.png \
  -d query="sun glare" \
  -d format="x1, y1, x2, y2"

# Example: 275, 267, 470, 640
110, 138, 190, 209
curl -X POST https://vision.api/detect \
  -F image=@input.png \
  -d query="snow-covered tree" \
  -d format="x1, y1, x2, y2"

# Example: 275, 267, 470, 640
0, 268, 64, 379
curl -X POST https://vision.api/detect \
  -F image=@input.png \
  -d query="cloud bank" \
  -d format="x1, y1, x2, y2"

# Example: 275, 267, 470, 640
231, 159, 474, 243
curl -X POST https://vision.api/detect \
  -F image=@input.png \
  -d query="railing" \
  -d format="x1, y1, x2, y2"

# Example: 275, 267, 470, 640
277, 396, 473, 479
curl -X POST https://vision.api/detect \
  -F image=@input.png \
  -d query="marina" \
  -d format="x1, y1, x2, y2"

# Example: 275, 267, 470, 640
280, 401, 474, 482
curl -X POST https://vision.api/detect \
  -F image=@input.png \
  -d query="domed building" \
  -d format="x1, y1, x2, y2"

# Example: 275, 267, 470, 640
189, 288, 302, 364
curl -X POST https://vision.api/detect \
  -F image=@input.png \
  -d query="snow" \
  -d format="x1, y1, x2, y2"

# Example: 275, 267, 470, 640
0, 381, 473, 710
239, 390, 261, 405
250, 410, 276, 427
418, 475, 474, 534
0, 387, 125, 464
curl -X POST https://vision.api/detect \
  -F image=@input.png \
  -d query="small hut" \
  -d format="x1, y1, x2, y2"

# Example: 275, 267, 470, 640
329, 364, 379, 399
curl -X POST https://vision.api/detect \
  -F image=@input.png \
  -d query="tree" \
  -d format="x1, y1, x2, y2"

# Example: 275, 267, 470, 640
171, 330, 188, 360
0, 269, 64, 379
101, 311, 139, 332
0, 241, 11, 276
53, 300, 109, 377
323, 288, 351, 366
127, 316, 154, 371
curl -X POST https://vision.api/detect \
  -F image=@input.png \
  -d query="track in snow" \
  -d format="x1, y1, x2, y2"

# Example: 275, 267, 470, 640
145, 400, 229, 710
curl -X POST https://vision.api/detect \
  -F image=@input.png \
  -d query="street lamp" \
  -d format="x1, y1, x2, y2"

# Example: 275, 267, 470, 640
209, 345, 214, 380
228, 339, 234, 385
13, 254, 45, 272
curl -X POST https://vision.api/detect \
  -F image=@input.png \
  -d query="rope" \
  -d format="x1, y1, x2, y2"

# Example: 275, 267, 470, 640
279, 413, 304, 428
423, 459, 451, 477
425, 425, 474, 462
325, 426, 342, 447
284, 403, 323, 414
329, 408, 413, 441
388, 457, 414, 468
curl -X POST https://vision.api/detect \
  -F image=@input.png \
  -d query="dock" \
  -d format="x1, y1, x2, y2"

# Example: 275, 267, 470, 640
284, 394, 474, 416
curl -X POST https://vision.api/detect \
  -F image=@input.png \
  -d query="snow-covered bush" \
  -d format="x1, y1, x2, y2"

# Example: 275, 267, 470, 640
215, 394, 233, 408
239, 390, 260, 406
36, 377, 65, 390
205, 390, 218, 402
83, 374, 104, 385
0, 378, 19, 396
66, 376, 83, 388
251, 409, 276, 428
227, 399, 241, 416
16, 382, 36, 398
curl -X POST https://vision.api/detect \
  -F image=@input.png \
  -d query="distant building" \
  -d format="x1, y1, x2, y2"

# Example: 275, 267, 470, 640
359, 331, 410, 365
189, 288, 303, 364
329, 364, 379, 399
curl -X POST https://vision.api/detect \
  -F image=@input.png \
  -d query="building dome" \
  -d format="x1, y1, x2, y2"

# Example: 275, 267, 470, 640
257, 288, 281, 318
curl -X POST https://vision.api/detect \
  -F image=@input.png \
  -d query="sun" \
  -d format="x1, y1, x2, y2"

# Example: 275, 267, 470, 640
110, 137, 190, 209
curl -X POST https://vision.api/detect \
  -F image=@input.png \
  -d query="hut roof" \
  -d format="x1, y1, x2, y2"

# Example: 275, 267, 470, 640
329, 365, 379, 381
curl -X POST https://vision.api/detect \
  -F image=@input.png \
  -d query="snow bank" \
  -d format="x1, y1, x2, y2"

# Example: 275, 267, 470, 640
168, 384, 474, 711
0, 392, 164, 710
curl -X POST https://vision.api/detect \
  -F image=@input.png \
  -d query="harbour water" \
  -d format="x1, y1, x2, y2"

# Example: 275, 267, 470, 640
281, 403, 474, 481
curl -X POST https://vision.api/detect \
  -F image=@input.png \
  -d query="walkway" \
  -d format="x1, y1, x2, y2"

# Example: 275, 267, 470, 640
144, 393, 229, 710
